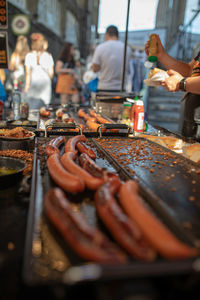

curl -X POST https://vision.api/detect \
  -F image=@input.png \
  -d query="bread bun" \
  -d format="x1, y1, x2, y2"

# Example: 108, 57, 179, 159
139, 134, 159, 142
182, 144, 200, 163
157, 136, 184, 150
148, 68, 166, 79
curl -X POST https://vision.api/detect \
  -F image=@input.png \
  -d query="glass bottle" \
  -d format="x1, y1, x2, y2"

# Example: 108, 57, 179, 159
12, 90, 21, 120
20, 92, 29, 120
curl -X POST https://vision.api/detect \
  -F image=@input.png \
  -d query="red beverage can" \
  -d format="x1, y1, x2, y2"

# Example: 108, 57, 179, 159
0, 100, 3, 119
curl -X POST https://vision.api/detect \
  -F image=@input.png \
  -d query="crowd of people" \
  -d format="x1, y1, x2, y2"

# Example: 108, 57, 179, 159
4, 26, 199, 140
3, 33, 86, 109
0, 26, 148, 110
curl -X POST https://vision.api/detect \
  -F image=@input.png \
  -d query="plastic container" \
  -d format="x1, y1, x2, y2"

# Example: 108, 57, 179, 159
148, 34, 158, 63
132, 98, 144, 133
122, 101, 132, 120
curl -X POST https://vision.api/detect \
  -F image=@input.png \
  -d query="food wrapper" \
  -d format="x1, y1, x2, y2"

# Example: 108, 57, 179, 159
144, 69, 169, 87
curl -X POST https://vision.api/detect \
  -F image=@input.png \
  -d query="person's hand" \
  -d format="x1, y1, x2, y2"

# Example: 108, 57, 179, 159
145, 34, 165, 60
161, 69, 183, 92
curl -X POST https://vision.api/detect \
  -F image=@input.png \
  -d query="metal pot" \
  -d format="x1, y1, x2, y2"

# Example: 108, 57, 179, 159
0, 157, 26, 189
0, 127, 35, 151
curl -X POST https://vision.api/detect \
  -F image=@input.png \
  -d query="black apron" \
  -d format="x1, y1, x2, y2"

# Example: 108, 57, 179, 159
179, 92, 200, 140
179, 50, 200, 141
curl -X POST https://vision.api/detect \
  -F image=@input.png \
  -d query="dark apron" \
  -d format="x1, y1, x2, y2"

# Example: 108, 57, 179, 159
179, 92, 200, 140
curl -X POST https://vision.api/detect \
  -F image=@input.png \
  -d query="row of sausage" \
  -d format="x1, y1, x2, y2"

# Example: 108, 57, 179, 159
43, 134, 198, 264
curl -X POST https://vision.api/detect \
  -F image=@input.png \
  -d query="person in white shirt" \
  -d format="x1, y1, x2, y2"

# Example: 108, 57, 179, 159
24, 33, 54, 109
92, 25, 131, 92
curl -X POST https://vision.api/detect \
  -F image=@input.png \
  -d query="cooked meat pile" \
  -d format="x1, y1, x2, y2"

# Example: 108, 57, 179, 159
0, 127, 33, 138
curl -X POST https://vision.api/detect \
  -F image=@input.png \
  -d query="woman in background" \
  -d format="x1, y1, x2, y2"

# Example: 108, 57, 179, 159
24, 33, 54, 109
55, 42, 79, 105
9, 35, 30, 91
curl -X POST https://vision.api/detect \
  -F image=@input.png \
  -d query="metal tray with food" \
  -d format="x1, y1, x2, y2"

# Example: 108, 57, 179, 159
93, 137, 200, 244
23, 134, 200, 286
0, 127, 36, 151
71, 108, 130, 137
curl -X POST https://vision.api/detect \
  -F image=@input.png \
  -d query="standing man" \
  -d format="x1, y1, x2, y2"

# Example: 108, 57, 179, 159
92, 25, 132, 92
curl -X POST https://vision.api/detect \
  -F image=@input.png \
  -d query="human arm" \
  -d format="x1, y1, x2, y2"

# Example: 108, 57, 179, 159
92, 63, 100, 73
48, 66, 54, 79
9, 53, 17, 71
145, 35, 193, 77
55, 60, 75, 75
91, 46, 101, 73
24, 65, 31, 93
161, 69, 200, 94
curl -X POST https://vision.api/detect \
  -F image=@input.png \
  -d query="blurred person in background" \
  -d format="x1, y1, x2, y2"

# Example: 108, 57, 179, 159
55, 42, 80, 105
9, 35, 30, 91
24, 33, 54, 109
145, 34, 200, 139
92, 25, 131, 92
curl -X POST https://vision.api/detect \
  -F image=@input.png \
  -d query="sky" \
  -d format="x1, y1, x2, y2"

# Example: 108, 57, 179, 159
98, 0, 200, 34
98, 0, 159, 33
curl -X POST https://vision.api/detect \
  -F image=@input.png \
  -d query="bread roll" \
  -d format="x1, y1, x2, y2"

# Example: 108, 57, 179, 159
157, 136, 184, 150
182, 144, 200, 163
148, 68, 166, 79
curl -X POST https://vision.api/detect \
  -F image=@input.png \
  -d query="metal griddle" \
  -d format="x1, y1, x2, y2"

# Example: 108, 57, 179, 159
23, 135, 200, 286
92, 137, 200, 247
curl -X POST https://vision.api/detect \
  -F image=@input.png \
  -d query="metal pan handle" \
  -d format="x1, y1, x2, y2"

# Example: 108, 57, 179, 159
45, 122, 82, 137
97, 123, 130, 137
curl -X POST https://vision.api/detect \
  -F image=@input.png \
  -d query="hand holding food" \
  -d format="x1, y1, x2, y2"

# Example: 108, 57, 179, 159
161, 69, 184, 92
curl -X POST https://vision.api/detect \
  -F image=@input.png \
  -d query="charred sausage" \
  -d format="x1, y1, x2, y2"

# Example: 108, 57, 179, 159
47, 153, 85, 193
76, 141, 96, 160
44, 188, 126, 264
119, 180, 198, 259
79, 153, 103, 178
60, 152, 105, 190
64, 135, 86, 157
79, 153, 119, 181
46, 136, 66, 156
95, 178, 157, 261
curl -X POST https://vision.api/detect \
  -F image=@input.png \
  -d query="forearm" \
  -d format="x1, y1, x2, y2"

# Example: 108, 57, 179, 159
56, 68, 74, 75
25, 73, 31, 92
159, 52, 192, 77
185, 77, 200, 94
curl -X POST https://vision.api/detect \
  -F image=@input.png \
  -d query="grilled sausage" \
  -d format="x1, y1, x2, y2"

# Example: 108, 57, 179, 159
95, 178, 157, 261
60, 152, 105, 191
96, 114, 111, 124
46, 136, 66, 156
79, 153, 119, 181
119, 180, 198, 260
44, 188, 126, 264
76, 141, 96, 160
89, 109, 97, 117
86, 119, 100, 132
79, 153, 103, 178
78, 108, 86, 118
47, 153, 85, 193
40, 106, 50, 117
64, 135, 86, 158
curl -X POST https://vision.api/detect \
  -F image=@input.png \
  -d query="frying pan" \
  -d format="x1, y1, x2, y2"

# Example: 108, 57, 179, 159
0, 157, 26, 189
